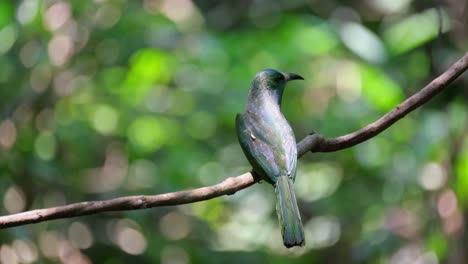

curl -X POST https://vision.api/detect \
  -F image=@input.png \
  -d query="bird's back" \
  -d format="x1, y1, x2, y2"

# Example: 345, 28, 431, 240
236, 104, 297, 183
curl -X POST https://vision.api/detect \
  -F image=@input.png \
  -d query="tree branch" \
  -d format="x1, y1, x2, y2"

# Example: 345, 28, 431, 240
297, 52, 468, 154
1, 53, 467, 229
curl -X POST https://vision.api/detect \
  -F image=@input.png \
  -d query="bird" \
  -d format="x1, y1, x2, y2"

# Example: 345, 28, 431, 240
236, 69, 305, 248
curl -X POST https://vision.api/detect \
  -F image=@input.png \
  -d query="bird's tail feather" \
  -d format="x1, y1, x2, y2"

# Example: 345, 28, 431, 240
275, 175, 305, 248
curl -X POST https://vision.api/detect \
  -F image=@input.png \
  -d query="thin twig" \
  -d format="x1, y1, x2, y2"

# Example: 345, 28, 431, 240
1, 53, 467, 229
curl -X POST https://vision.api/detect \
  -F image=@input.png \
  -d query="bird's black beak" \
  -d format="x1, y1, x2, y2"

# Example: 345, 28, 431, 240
283, 72, 304, 81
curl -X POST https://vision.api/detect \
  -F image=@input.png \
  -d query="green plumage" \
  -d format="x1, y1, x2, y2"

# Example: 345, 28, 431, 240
236, 69, 305, 248
276, 175, 304, 247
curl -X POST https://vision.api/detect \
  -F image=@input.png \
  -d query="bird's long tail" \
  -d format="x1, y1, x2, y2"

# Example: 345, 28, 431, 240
275, 175, 305, 248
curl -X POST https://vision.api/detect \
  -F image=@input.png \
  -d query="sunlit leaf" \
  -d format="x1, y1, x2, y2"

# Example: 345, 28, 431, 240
456, 145, 468, 206
426, 231, 448, 260
359, 63, 404, 111
91, 104, 119, 135
120, 49, 176, 105
0, 1, 13, 28
128, 116, 166, 154
291, 17, 339, 57
383, 8, 451, 55
340, 22, 387, 63
34, 132, 56, 160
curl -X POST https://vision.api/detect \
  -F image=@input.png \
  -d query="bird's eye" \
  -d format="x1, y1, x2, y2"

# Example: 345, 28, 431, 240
274, 75, 284, 81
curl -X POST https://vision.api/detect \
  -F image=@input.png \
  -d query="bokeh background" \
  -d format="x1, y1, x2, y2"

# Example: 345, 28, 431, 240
0, 0, 467, 263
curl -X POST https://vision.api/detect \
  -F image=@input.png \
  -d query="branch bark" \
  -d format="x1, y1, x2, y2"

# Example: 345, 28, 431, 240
1, 53, 467, 229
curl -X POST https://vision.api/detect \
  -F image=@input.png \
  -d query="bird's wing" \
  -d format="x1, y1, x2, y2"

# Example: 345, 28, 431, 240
281, 124, 297, 181
236, 113, 290, 183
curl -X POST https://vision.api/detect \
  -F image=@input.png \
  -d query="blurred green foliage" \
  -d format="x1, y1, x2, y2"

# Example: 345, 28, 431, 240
0, 0, 467, 263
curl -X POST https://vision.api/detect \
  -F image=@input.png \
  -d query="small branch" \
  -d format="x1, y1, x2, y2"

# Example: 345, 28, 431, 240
299, 52, 468, 153
1, 53, 467, 229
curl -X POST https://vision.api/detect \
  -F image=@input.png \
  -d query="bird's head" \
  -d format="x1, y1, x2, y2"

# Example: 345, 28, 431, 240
249, 69, 303, 107
253, 69, 304, 91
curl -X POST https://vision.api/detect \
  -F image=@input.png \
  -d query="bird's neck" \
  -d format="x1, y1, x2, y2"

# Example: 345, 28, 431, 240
246, 86, 284, 113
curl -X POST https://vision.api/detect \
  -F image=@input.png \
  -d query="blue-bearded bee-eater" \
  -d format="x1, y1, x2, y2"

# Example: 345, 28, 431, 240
236, 69, 305, 248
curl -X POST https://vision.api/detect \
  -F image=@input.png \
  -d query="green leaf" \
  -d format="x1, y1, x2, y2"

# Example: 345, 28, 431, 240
0, 1, 13, 28
128, 116, 166, 154
360, 63, 404, 111
383, 8, 451, 55
456, 146, 468, 206
120, 49, 175, 105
